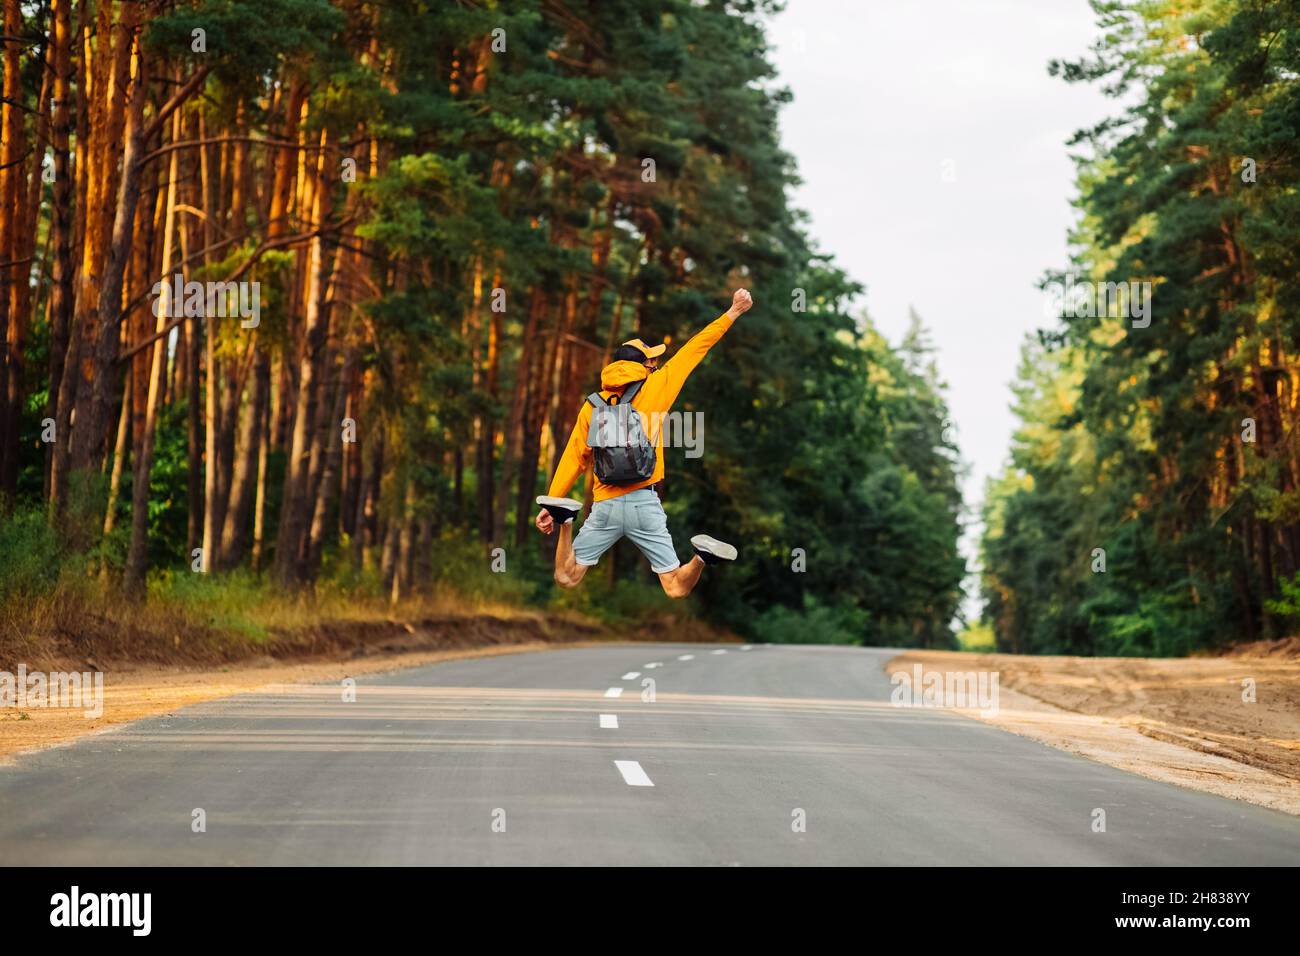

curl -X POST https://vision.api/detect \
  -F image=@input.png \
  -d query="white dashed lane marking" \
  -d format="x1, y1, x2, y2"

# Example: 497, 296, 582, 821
614, 760, 654, 787
605, 646, 736, 790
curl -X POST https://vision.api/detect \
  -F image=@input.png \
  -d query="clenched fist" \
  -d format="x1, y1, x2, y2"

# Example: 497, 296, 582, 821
729, 288, 753, 317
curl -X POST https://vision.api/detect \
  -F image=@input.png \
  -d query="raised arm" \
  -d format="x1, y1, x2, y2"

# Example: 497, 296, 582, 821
653, 288, 753, 408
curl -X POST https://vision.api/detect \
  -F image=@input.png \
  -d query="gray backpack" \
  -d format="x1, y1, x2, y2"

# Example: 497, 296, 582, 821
586, 379, 656, 484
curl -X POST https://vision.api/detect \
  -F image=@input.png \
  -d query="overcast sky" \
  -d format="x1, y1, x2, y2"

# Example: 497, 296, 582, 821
767, 0, 1116, 616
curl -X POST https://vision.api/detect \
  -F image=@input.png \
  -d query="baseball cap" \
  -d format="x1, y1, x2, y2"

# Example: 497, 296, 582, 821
620, 337, 667, 359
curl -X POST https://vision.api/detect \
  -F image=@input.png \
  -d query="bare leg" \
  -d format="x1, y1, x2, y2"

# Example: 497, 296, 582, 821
554, 521, 589, 588
657, 555, 705, 599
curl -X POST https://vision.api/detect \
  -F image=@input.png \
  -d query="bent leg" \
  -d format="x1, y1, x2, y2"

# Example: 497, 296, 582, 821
554, 522, 589, 588
658, 555, 705, 599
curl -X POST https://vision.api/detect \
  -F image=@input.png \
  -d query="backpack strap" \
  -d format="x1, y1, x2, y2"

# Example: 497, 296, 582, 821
617, 378, 645, 406
607, 378, 662, 444
587, 378, 646, 408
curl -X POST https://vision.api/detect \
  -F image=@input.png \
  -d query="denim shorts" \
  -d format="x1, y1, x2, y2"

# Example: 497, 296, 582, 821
572, 488, 680, 574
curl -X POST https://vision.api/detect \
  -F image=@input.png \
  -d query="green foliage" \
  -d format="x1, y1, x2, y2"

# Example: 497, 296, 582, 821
985, 0, 1300, 656
751, 595, 868, 646
702, 301, 966, 648
96, 399, 193, 573
550, 571, 695, 630
146, 568, 274, 642
1265, 572, 1300, 627
0, 505, 67, 602
145, 0, 344, 84
348, 0, 967, 645
5, 0, 968, 652
428, 535, 547, 609
957, 623, 996, 653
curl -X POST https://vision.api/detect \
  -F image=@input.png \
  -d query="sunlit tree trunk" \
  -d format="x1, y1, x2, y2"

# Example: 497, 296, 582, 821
125, 108, 182, 596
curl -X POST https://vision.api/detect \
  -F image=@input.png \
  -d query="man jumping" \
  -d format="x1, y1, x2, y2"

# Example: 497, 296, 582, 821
535, 288, 753, 598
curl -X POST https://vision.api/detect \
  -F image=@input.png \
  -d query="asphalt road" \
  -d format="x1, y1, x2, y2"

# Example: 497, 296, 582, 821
2, 643, 1298, 865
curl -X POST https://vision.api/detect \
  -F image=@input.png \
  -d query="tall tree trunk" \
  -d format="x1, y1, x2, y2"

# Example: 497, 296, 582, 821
72, 0, 144, 474
380, 504, 400, 596
340, 365, 362, 539
186, 310, 202, 551
307, 350, 354, 575
222, 348, 268, 567
302, 240, 346, 514
515, 290, 559, 547
390, 475, 415, 606
45, 0, 75, 508
2, 14, 49, 501
124, 108, 181, 595
201, 310, 219, 571
0, 0, 24, 499
351, 420, 382, 572
275, 127, 333, 585
102, 372, 131, 539
251, 362, 273, 572
499, 285, 543, 544
200, 108, 220, 573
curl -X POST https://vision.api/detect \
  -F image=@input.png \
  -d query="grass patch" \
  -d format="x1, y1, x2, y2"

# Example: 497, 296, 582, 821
956, 623, 997, 653
0, 504, 734, 669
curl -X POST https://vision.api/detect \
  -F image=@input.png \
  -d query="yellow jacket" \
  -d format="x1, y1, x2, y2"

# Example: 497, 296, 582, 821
547, 311, 735, 503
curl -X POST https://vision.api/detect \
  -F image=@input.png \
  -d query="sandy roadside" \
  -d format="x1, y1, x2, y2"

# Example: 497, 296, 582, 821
886, 649, 1300, 816
0, 641, 606, 765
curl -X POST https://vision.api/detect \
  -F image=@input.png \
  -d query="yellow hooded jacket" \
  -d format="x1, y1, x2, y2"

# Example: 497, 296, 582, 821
546, 311, 736, 503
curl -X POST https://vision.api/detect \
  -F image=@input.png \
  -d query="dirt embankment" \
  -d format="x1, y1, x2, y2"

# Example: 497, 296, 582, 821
886, 647, 1300, 815
0, 607, 735, 763
0, 611, 590, 762
1, 602, 608, 673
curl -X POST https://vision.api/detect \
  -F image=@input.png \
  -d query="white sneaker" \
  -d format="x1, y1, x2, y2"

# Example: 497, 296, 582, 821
536, 496, 583, 525
691, 534, 738, 564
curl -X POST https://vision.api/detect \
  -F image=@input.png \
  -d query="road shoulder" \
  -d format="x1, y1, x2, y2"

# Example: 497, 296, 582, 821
0, 641, 605, 766
885, 649, 1300, 816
